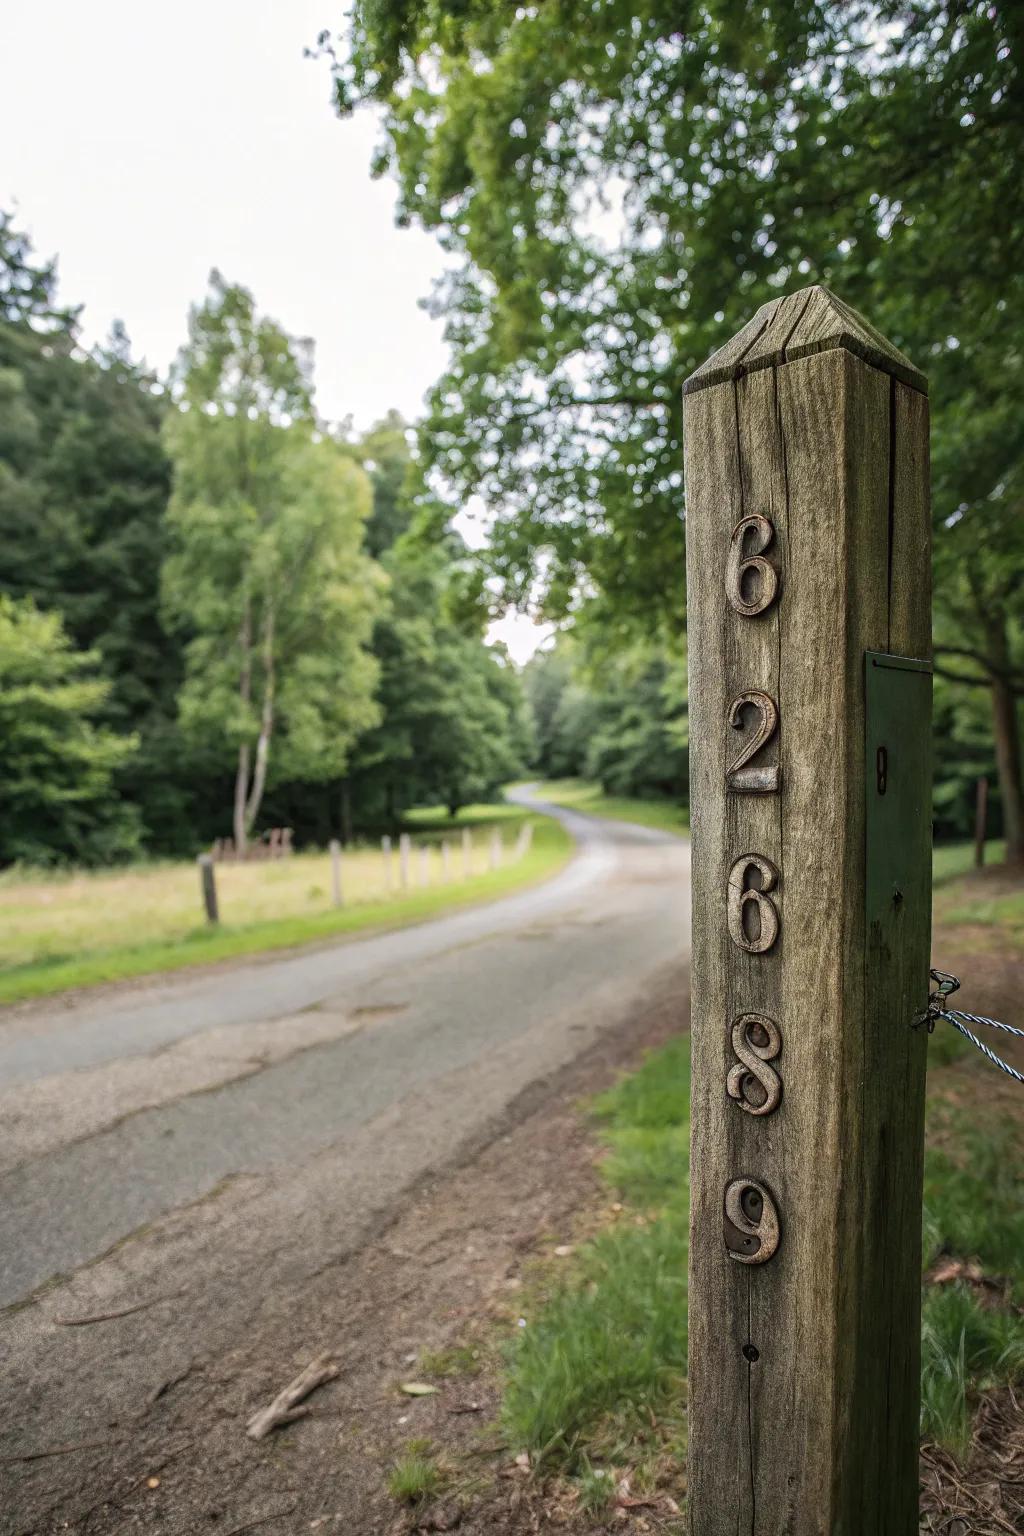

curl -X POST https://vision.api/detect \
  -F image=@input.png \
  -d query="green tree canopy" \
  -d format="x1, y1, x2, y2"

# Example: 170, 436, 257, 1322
162, 275, 383, 852
332, 0, 1024, 856
0, 215, 188, 850
344, 422, 529, 828
0, 595, 139, 866
525, 635, 686, 800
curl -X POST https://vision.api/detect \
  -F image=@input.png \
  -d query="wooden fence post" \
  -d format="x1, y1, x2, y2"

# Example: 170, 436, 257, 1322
462, 827, 472, 879
441, 837, 451, 882
399, 832, 410, 890
329, 838, 343, 909
974, 775, 988, 867
197, 853, 219, 924
683, 285, 932, 1534
382, 834, 393, 892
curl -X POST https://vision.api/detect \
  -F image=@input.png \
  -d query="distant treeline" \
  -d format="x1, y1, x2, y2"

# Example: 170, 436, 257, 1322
0, 218, 528, 865
0, 186, 1012, 867
521, 626, 999, 847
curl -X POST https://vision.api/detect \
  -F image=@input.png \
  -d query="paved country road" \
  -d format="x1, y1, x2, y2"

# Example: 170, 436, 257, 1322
0, 791, 689, 1533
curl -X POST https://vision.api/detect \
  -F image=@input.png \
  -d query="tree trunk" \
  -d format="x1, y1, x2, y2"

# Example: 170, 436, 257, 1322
234, 598, 253, 857
242, 606, 275, 841
233, 743, 250, 856
991, 675, 1024, 863
977, 600, 1024, 866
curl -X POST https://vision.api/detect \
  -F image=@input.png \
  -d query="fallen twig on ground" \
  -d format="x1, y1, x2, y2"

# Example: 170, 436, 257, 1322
54, 1290, 183, 1327
0, 1438, 121, 1464
144, 1358, 200, 1411
245, 1352, 339, 1440
223, 1503, 299, 1536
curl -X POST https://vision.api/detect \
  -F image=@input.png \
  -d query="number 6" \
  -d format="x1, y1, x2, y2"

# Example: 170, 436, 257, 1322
727, 854, 780, 954
726, 514, 779, 617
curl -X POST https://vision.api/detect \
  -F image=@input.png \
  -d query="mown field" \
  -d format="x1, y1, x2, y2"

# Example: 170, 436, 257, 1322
0, 803, 571, 1006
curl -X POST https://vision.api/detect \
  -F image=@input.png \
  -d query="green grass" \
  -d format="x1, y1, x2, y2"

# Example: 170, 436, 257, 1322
387, 1440, 448, 1504
932, 838, 1006, 885
416, 1343, 482, 1379
943, 886, 1024, 941
575, 1458, 618, 1514
537, 779, 688, 836
500, 1029, 1024, 1480
0, 812, 572, 1006
920, 1097, 1024, 1452
404, 800, 533, 831
502, 1036, 690, 1472
931, 838, 1024, 949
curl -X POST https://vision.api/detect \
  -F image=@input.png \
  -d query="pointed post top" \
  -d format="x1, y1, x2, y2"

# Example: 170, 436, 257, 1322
683, 284, 927, 398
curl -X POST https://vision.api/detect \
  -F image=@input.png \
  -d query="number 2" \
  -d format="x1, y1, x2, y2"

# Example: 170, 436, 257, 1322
726, 691, 779, 793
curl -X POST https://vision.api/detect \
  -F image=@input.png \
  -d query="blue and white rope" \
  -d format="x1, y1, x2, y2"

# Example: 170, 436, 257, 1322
916, 970, 1024, 1086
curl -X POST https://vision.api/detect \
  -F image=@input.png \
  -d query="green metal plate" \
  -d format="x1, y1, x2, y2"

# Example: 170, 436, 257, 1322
865, 651, 933, 930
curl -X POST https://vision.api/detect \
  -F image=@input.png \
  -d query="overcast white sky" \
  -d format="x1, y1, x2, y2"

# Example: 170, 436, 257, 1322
0, 0, 552, 660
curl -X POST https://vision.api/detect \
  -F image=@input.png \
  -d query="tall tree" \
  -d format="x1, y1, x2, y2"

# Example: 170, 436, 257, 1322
331, 0, 1024, 856
0, 210, 78, 330
0, 215, 184, 849
162, 275, 383, 853
334, 419, 531, 830
525, 635, 687, 799
0, 595, 139, 866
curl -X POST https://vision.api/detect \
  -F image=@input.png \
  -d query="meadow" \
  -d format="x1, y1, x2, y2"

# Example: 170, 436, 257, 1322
0, 804, 571, 1006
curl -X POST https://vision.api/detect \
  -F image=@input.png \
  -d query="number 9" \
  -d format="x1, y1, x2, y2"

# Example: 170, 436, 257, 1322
724, 1177, 780, 1265
726, 514, 779, 617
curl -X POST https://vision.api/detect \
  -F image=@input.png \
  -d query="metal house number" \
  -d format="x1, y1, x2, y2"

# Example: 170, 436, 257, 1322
723, 512, 783, 1265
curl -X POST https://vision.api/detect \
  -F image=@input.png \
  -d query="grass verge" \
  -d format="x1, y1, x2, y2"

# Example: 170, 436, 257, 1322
0, 811, 572, 1007
500, 1012, 1024, 1496
536, 779, 688, 837
502, 1036, 689, 1483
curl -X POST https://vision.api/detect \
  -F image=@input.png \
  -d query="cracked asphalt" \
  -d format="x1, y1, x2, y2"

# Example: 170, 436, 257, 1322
0, 790, 689, 1530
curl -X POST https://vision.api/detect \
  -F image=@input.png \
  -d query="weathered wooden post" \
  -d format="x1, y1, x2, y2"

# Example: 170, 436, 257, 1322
441, 837, 451, 882
461, 827, 472, 879
382, 833, 393, 892
197, 853, 219, 925
399, 832, 411, 890
329, 838, 343, 908
683, 286, 932, 1534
